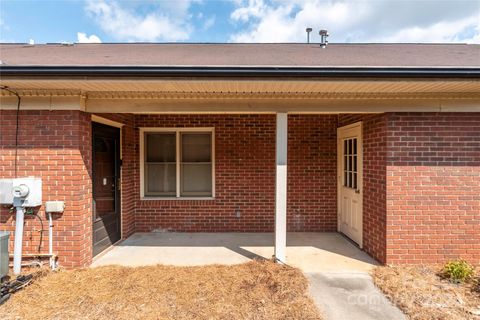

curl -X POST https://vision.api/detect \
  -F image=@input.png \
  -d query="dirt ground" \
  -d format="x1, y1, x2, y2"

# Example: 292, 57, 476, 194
1, 260, 322, 320
372, 265, 480, 320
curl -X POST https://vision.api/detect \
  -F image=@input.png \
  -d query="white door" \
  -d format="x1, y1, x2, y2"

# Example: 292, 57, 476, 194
337, 122, 363, 247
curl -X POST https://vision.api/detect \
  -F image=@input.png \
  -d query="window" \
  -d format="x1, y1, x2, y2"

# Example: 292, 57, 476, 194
141, 128, 214, 198
343, 138, 357, 189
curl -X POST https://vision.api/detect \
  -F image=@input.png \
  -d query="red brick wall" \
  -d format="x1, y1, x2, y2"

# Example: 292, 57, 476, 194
386, 112, 480, 264
134, 114, 276, 232
133, 114, 339, 233
338, 114, 388, 263
338, 112, 480, 265
288, 115, 337, 232
0, 110, 92, 268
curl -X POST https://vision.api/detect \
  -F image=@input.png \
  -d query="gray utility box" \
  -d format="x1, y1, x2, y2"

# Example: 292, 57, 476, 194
0, 231, 9, 279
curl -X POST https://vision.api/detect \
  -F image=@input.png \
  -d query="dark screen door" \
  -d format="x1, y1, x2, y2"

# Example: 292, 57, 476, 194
92, 122, 121, 256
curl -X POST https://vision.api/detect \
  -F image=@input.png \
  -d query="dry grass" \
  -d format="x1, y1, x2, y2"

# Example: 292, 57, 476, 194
2, 260, 321, 320
373, 265, 480, 320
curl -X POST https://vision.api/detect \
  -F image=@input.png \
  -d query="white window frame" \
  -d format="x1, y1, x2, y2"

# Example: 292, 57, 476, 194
140, 127, 215, 200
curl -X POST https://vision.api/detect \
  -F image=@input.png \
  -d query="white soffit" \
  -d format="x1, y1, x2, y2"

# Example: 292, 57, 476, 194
0, 79, 479, 94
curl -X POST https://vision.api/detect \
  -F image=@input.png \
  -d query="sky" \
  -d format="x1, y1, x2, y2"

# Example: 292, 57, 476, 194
0, 0, 479, 44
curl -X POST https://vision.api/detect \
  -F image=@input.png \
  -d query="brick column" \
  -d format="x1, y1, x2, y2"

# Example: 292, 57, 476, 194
0, 110, 93, 268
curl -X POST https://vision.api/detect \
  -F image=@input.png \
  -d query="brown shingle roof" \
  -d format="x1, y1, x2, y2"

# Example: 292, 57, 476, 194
0, 43, 479, 68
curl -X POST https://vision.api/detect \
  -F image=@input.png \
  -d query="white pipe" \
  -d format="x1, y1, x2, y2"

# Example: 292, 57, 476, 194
13, 206, 25, 274
48, 212, 55, 270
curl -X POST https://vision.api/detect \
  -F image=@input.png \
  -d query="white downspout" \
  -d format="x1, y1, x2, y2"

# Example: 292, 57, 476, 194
48, 212, 55, 270
13, 205, 25, 275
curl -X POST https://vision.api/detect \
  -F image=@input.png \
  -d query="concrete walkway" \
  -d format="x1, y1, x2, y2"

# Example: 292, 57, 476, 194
307, 272, 405, 320
92, 232, 405, 320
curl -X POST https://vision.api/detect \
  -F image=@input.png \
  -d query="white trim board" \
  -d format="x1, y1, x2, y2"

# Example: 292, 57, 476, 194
91, 115, 125, 129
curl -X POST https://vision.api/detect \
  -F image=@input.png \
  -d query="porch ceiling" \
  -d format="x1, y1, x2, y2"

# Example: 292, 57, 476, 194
1, 78, 479, 94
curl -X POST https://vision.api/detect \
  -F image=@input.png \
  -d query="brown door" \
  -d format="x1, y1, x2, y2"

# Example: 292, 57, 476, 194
92, 122, 121, 256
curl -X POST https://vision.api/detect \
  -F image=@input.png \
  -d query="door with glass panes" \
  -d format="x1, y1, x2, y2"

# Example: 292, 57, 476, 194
337, 122, 363, 246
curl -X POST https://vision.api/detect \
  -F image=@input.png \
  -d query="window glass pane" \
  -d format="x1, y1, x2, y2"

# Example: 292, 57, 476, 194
348, 139, 352, 155
353, 138, 357, 155
144, 130, 214, 198
182, 133, 211, 162
344, 171, 347, 186
348, 155, 353, 172
353, 173, 357, 189
145, 163, 176, 195
181, 163, 212, 195
353, 155, 357, 172
146, 133, 176, 162
348, 172, 353, 188
344, 155, 347, 171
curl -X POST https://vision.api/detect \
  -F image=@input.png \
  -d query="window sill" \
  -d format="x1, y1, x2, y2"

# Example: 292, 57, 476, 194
140, 197, 215, 201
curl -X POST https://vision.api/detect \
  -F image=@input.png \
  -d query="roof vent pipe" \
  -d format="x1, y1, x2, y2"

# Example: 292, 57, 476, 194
319, 30, 329, 48
306, 28, 312, 43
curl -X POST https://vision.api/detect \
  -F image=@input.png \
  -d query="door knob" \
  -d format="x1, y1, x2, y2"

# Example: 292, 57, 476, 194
355, 189, 360, 194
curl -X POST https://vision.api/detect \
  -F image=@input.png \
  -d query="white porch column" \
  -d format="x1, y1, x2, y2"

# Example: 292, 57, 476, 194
274, 112, 287, 263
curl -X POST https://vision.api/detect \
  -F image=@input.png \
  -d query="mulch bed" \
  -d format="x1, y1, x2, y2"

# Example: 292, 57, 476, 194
1, 260, 322, 320
373, 265, 480, 320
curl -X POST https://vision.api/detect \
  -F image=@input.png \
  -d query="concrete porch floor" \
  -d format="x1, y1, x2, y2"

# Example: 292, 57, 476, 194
91, 232, 378, 273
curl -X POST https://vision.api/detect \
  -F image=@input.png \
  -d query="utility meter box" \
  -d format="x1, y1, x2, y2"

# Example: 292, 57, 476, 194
0, 178, 42, 207
13, 178, 42, 207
